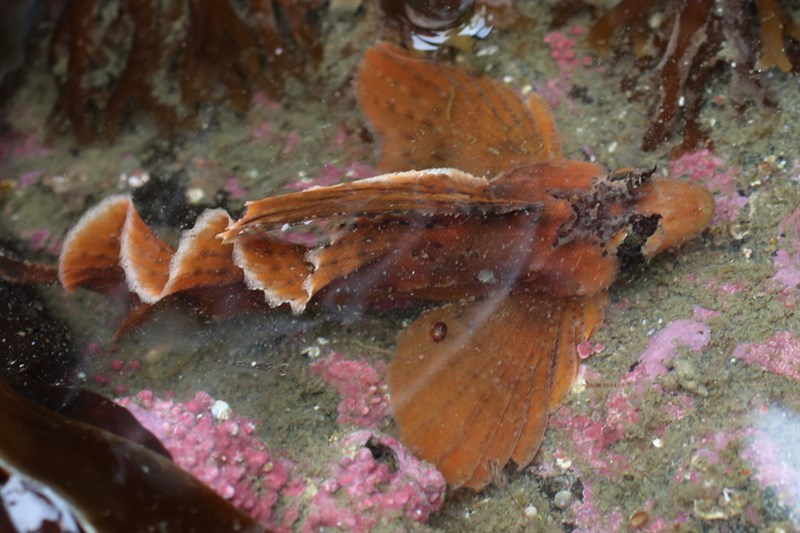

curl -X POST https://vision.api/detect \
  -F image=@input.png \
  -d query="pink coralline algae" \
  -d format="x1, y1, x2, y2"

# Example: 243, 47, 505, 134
309, 352, 390, 428
733, 331, 800, 382
674, 431, 744, 485
18, 228, 57, 254
249, 119, 275, 140
669, 149, 746, 223
544, 27, 593, 75
282, 131, 300, 155
550, 410, 630, 477
573, 482, 624, 533
304, 430, 446, 533
96, 356, 142, 396
223, 175, 248, 200
683, 275, 750, 306
577, 341, 605, 359
549, 313, 712, 494
773, 250, 800, 290
628, 318, 712, 383
0, 124, 54, 162
772, 205, 800, 291
115, 392, 446, 531
16, 169, 43, 190
116, 391, 300, 530
541, 26, 601, 107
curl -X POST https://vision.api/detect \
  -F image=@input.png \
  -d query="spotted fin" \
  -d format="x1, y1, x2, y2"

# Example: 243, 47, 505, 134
389, 290, 607, 489
357, 42, 564, 177
220, 168, 535, 241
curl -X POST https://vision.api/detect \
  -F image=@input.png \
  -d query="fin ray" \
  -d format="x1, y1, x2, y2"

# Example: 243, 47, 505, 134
390, 291, 608, 488
357, 43, 564, 177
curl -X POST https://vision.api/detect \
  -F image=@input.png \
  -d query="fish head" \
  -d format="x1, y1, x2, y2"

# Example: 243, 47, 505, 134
613, 174, 715, 260
547, 164, 714, 278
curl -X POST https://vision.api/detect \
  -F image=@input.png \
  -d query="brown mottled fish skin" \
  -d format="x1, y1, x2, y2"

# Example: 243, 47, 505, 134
350, 43, 711, 489
57, 43, 714, 490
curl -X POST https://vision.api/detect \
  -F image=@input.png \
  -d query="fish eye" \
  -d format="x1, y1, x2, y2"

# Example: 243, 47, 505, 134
609, 166, 657, 194
430, 321, 448, 342
616, 213, 662, 260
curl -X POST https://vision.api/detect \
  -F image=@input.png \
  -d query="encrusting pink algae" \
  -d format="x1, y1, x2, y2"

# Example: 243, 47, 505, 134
117, 390, 445, 532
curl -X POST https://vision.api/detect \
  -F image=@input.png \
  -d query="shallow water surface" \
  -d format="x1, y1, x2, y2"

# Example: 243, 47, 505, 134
1, 1, 799, 532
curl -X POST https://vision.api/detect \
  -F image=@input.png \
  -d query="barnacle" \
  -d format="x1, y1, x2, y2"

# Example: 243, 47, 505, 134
562, 0, 799, 156
48, 0, 322, 143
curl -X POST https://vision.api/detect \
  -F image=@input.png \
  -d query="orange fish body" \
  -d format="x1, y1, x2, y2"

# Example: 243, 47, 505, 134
58, 43, 714, 489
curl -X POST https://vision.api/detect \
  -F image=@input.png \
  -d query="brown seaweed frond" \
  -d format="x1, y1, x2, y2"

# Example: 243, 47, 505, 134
48, 0, 323, 143
250, 0, 323, 88
568, 0, 799, 156
0, 249, 58, 285
585, 0, 663, 58
644, 0, 719, 154
755, 0, 800, 71
0, 381, 260, 533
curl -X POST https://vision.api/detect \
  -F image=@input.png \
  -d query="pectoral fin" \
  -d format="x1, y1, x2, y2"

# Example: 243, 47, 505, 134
389, 290, 607, 489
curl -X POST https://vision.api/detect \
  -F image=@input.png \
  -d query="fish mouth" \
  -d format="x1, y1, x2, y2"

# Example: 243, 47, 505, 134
616, 213, 663, 261
635, 179, 716, 258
